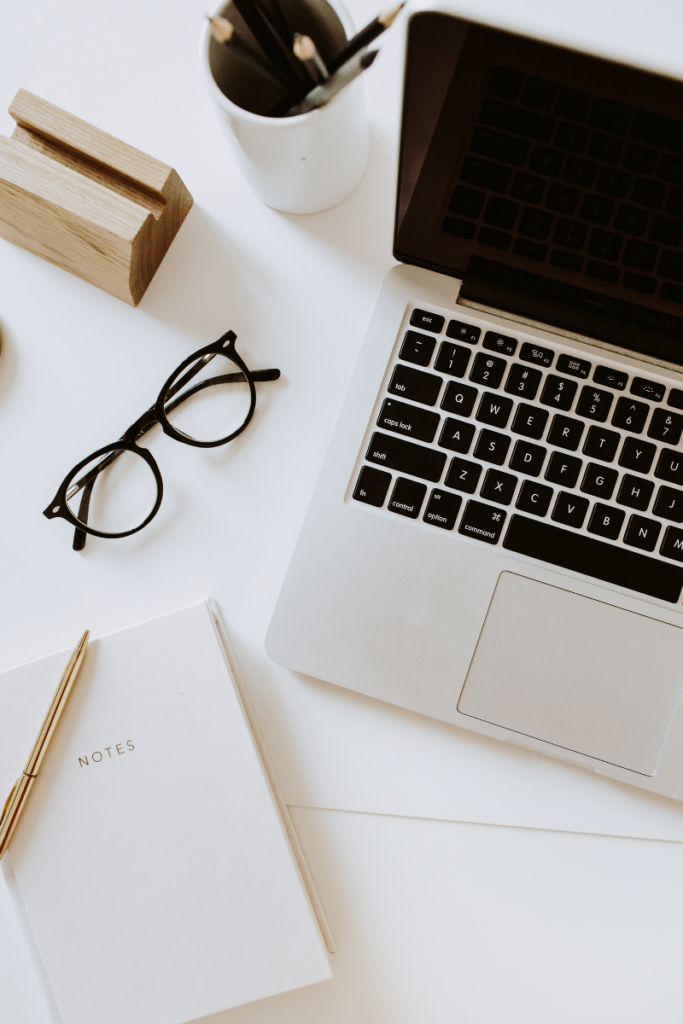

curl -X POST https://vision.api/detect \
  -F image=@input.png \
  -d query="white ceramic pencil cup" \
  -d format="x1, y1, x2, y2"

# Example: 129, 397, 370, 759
202, 0, 369, 214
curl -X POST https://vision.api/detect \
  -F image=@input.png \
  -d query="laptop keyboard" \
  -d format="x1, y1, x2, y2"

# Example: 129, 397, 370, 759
351, 306, 683, 604
443, 66, 683, 311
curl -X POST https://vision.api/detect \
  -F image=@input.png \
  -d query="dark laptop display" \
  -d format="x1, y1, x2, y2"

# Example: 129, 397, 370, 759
395, 14, 683, 365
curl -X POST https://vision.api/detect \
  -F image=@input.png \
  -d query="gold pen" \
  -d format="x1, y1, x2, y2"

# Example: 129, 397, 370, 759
0, 630, 89, 859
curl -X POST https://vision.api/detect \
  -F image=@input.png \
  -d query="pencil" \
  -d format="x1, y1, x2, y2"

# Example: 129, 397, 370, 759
328, 2, 403, 73
228, 0, 302, 82
208, 16, 298, 102
285, 48, 378, 116
292, 33, 329, 84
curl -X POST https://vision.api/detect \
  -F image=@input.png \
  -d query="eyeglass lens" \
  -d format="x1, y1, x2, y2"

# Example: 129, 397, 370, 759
66, 449, 159, 536
163, 351, 253, 444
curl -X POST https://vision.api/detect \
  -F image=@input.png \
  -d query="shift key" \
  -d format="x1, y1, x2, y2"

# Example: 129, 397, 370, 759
366, 432, 447, 482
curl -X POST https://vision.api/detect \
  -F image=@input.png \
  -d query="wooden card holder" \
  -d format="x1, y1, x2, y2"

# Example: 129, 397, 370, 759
0, 90, 193, 305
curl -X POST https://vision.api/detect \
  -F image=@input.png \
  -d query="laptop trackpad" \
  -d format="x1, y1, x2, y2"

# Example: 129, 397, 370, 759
458, 572, 683, 776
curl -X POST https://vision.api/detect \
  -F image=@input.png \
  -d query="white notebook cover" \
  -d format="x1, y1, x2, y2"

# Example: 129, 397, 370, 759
0, 601, 332, 1024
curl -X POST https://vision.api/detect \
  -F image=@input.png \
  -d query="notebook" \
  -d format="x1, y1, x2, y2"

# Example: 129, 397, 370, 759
0, 600, 333, 1024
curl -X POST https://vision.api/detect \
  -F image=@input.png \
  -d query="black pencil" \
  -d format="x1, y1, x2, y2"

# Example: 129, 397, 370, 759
228, 0, 302, 82
208, 16, 299, 102
327, 2, 403, 74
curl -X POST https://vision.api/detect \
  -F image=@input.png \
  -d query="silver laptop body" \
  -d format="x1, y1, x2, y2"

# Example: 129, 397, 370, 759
267, 8, 683, 801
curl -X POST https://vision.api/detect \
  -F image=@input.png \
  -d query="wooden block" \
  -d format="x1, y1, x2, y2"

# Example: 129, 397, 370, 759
0, 90, 194, 305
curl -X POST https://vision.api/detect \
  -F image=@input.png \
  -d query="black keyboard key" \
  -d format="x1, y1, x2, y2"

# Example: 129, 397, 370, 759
509, 440, 547, 477
519, 342, 554, 367
552, 491, 589, 528
624, 515, 661, 552
614, 204, 649, 236
580, 194, 614, 226
376, 399, 440, 444
460, 156, 511, 194
589, 134, 622, 163
659, 249, 683, 282
366, 432, 446, 482
442, 217, 475, 239
547, 414, 584, 450
388, 364, 442, 406
581, 462, 618, 500
388, 477, 427, 519
438, 417, 476, 454
555, 88, 589, 122
444, 457, 481, 494
576, 386, 614, 422
545, 182, 579, 215
623, 144, 656, 175
511, 172, 545, 204
473, 429, 511, 465
470, 352, 507, 388
556, 354, 590, 378
446, 320, 481, 344
514, 239, 547, 261
423, 489, 462, 530
553, 217, 588, 250
630, 377, 665, 402
512, 403, 549, 439
503, 515, 683, 602
586, 260, 619, 283
669, 389, 683, 410
516, 480, 553, 516
623, 271, 656, 294
353, 466, 391, 507
483, 196, 519, 229
587, 504, 625, 540
480, 468, 518, 505
555, 122, 588, 153
618, 436, 656, 474
631, 110, 683, 153
587, 229, 623, 262
656, 448, 683, 485
550, 248, 582, 273
505, 363, 542, 399
476, 392, 513, 428
433, 342, 471, 378
593, 365, 628, 390
617, 474, 654, 511
480, 98, 554, 143
661, 525, 683, 561
596, 166, 630, 199
482, 331, 517, 356
518, 207, 554, 240
648, 407, 683, 444
540, 374, 578, 411
470, 127, 528, 166
449, 186, 485, 219
583, 425, 620, 461
653, 486, 683, 523
648, 215, 683, 248
488, 67, 522, 102
668, 189, 683, 218
410, 309, 444, 334
623, 239, 658, 273
632, 178, 665, 210
657, 153, 683, 185
545, 451, 582, 488
529, 146, 563, 177
521, 77, 555, 112
589, 98, 631, 134
563, 156, 597, 188
611, 396, 649, 433
478, 227, 511, 250
458, 500, 507, 543
441, 381, 478, 417
399, 330, 437, 367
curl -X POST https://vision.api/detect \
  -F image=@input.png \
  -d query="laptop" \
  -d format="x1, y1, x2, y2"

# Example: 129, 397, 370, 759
266, 5, 683, 800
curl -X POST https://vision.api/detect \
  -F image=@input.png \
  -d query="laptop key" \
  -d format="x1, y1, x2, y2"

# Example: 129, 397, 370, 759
476, 392, 514, 428
515, 480, 553, 516
661, 525, 683, 562
545, 451, 582, 488
630, 376, 665, 402
505, 364, 542, 399
612, 397, 650, 433
593, 365, 628, 390
399, 330, 437, 366
519, 342, 554, 367
473, 429, 511, 465
423, 489, 462, 530
546, 414, 584, 450
583, 425, 620, 461
511, 403, 549, 439
438, 417, 477, 454
388, 364, 442, 406
434, 342, 471, 378
444, 457, 482, 494
509, 440, 547, 477
575, 386, 614, 421
655, 448, 683, 485
552, 491, 589, 528
587, 503, 625, 540
581, 463, 618, 499
353, 466, 391, 507
446, 320, 481, 344
623, 515, 661, 552
556, 353, 591, 378
441, 381, 478, 417
540, 374, 578, 410
503, 515, 683, 602
409, 309, 445, 333
469, 352, 507, 388
653, 486, 683, 523
617, 474, 655, 511
377, 399, 440, 444
458, 500, 507, 544
387, 477, 427, 519
366, 432, 447, 483
480, 469, 518, 505
648, 408, 683, 444
618, 437, 656, 473
483, 331, 517, 356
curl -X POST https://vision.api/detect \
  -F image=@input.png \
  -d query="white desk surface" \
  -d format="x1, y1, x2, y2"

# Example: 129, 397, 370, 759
2, 0, 683, 1020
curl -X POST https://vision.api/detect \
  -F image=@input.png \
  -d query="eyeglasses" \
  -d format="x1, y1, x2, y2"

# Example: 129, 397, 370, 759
44, 330, 280, 550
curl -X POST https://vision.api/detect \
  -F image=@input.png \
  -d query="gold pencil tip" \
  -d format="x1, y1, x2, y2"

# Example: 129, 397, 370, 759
208, 15, 234, 44
379, 2, 405, 27
293, 34, 316, 61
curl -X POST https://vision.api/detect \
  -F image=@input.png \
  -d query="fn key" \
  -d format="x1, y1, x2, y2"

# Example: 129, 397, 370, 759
353, 466, 391, 507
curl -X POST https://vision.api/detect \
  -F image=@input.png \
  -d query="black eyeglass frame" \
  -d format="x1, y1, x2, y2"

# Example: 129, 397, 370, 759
43, 330, 280, 549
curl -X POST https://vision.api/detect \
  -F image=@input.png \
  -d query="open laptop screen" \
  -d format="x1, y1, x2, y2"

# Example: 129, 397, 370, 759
395, 12, 683, 365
